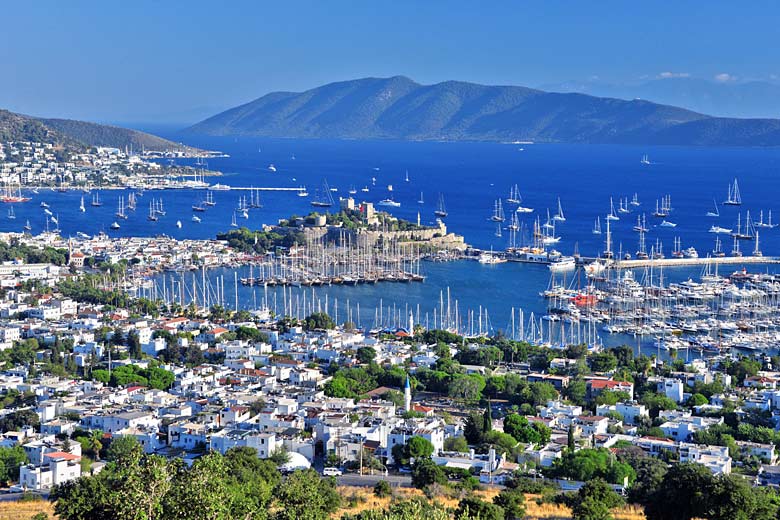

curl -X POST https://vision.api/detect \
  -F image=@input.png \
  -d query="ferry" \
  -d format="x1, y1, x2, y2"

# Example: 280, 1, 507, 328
378, 199, 401, 208
709, 225, 732, 234
548, 256, 576, 272
211, 184, 231, 191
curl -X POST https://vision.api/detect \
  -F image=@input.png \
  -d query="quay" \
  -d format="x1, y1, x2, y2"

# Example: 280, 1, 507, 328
585, 255, 780, 269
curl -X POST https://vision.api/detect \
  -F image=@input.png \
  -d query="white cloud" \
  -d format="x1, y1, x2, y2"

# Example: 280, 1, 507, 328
714, 73, 737, 82
657, 71, 690, 79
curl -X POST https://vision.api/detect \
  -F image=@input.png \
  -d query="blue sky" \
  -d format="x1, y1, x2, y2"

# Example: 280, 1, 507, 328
1, 1, 778, 124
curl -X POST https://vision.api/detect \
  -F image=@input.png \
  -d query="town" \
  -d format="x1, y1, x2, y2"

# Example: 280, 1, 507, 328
0, 234, 775, 519
0, 140, 219, 190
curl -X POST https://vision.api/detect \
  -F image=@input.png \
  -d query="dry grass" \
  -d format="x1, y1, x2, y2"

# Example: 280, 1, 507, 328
333, 486, 646, 520
0, 499, 56, 520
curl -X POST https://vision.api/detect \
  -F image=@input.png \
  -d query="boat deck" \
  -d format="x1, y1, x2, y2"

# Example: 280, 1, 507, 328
583, 255, 780, 269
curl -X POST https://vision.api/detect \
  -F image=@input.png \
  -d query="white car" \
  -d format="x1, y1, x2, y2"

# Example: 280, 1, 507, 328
323, 467, 343, 476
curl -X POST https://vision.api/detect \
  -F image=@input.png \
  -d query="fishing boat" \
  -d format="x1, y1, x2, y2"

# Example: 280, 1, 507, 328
640, 154, 651, 165
723, 179, 742, 206
418, 192, 424, 204
630, 193, 640, 206
660, 220, 677, 228
311, 180, 335, 207
507, 184, 521, 204
592, 216, 602, 235
606, 197, 620, 221
110, 221, 120, 230
176, 220, 182, 229
490, 199, 506, 222
230, 212, 238, 227
204, 191, 216, 206
553, 197, 566, 222
434, 194, 448, 217
192, 215, 201, 223
377, 198, 401, 208
7, 206, 15, 220
23, 220, 31, 232
267, 164, 277, 172
91, 192, 102, 207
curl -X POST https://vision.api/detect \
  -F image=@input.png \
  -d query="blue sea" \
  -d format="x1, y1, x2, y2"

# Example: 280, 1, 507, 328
6, 135, 780, 353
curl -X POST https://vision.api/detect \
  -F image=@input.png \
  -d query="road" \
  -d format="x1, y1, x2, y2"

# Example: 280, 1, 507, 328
337, 473, 411, 488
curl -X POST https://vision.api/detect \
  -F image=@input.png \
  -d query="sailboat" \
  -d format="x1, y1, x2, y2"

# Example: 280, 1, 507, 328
204, 191, 216, 207
640, 154, 651, 165
630, 193, 640, 206
176, 220, 182, 229
79, 196, 86, 212
311, 180, 335, 207
706, 198, 719, 217
7, 206, 15, 220
553, 197, 566, 222
298, 186, 309, 197
490, 199, 506, 222
91, 192, 102, 207
592, 216, 601, 235
633, 214, 648, 232
434, 194, 448, 217
115, 197, 127, 219
617, 197, 630, 214
508, 212, 520, 232
230, 212, 238, 227
507, 184, 521, 204
606, 197, 620, 221
155, 199, 166, 216
723, 178, 742, 206
405, 170, 410, 182
23, 219, 31, 232
418, 192, 424, 204
348, 185, 357, 195
712, 236, 725, 257
147, 201, 158, 221
756, 210, 776, 229
127, 192, 136, 211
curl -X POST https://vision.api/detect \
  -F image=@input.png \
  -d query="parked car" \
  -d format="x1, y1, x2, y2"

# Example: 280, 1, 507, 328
323, 467, 343, 476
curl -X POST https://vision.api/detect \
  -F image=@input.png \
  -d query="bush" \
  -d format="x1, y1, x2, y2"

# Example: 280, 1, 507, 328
373, 480, 392, 498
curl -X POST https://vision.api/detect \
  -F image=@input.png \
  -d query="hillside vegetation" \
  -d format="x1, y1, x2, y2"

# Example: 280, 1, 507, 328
185, 76, 780, 146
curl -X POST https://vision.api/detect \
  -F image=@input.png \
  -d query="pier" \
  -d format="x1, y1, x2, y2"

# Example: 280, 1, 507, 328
604, 255, 780, 269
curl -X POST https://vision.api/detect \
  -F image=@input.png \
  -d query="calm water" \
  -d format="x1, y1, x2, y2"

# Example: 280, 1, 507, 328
6, 136, 780, 351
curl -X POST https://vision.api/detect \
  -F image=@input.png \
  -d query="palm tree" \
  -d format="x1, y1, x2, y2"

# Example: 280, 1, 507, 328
88, 431, 103, 461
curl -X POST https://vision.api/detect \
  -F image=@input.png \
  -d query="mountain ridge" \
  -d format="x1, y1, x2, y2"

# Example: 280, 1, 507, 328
184, 76, 780, 146
0, 109, 197, 152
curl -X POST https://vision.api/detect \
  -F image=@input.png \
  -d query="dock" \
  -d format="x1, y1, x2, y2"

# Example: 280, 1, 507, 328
597, 255, 780, 269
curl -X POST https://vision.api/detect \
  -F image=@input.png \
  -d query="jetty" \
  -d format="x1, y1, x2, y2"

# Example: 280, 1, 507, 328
605, 255, 780, 269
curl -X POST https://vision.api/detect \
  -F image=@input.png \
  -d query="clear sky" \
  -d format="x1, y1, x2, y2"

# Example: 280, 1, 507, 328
2, 0, 778, 124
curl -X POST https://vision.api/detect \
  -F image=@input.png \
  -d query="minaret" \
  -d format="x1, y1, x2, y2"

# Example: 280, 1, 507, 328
404, 376, 412, 413
408, 310, 414, 334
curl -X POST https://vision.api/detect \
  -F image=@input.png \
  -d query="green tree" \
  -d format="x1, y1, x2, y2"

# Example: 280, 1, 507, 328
0, 446, 28, 484
106, 435, 141, 463
373, 480, 392, 498
493, 488, 526, 520
456, 496, 505, 520
411, 458, 446, 489
572, 478, 623, 520
405, 436, 434, 460
273, 469, 341, 520
443, 436, 469, 453
356, 346, 376, 364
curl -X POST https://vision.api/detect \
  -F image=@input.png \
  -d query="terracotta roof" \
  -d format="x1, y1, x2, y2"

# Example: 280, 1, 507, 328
44, 451, 80, 461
